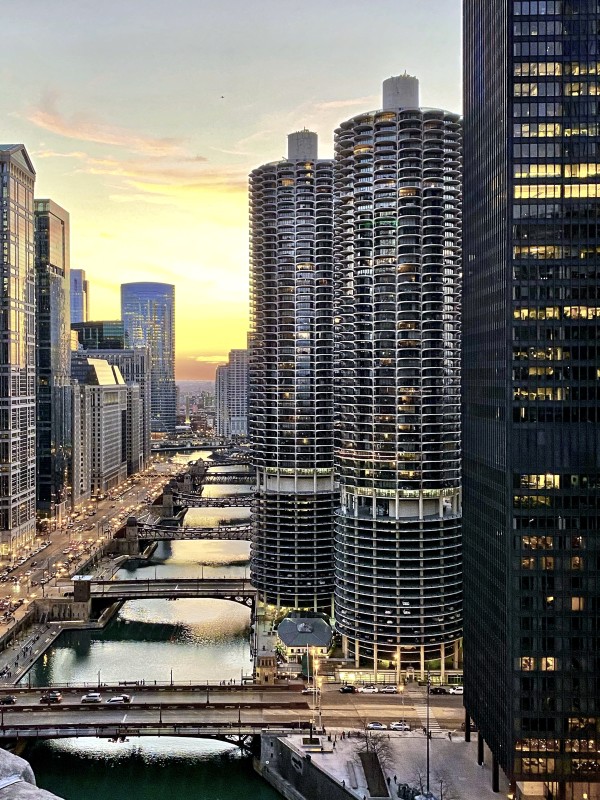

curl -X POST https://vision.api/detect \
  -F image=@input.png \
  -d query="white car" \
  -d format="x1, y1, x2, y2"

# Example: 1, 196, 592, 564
358, 685, 379, 694
389, 721, 411, 731
380, 684, 398, 694
81, 692, 102, 704
449, 685, 464, 695
106, 694, 131, 704
366, 721, 387, 730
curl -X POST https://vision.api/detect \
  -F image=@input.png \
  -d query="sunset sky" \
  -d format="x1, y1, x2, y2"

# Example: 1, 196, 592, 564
2, 0, 461, 379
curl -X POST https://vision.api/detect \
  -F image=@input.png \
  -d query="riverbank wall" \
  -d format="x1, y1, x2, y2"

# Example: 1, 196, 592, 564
256, 733, 357, 800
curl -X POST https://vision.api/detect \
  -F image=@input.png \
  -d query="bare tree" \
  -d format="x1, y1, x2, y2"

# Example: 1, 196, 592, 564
352, 727, 394, 771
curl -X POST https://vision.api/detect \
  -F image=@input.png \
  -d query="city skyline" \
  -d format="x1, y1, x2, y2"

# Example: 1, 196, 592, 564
0, 0, 461, 379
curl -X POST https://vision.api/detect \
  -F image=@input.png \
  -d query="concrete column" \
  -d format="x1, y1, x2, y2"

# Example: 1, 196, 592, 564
355, 640, 360, 668
396, 646, 401, 686
342, 635, 348, 658
373, 643, 378, 683
453, 639, 460, 669
478, 733, 484, 766
492, 755, 499, 793
420, 645, 425, 679
440, 642, 446, 684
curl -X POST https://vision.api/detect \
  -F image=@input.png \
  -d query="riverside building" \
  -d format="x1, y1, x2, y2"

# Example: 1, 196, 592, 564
463, 2, 600, 798
70, 269, 89, 324
249, 131, 336, 611
333, 77, 462, 674
0, 146, 37, 559
216, 348, 248, 438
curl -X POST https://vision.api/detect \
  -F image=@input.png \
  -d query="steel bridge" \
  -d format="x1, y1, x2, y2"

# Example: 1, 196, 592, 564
174, 494, 253, 508
89, 578, 256, 608
202, 473, 255, 485
138, 523, 252, 541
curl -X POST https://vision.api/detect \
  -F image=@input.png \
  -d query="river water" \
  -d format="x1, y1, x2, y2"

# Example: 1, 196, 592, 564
24, 454, 280, 800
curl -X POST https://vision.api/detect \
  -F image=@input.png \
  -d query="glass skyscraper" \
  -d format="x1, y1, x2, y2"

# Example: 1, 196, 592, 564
121, 282, 176, 436
333, 77, 462, 674
249, 131, 336, 611
35, 198, 71, 523
70, 268, 88, 324
0, 145, 36, 559
463, 2, 600, 797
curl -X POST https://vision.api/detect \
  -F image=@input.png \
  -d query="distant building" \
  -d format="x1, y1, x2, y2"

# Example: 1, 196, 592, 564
0, 145, 37, 559
215, 349, 248, 438
121, 282, 176, 436
70, 383, 91, 510
72, 320, 124, 350
35, 198, 72, 524
70, 269, 89, 324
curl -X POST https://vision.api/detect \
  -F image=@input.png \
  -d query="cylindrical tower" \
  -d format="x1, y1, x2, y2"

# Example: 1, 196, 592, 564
249, 133, 336, 611
333, 77, 463, 671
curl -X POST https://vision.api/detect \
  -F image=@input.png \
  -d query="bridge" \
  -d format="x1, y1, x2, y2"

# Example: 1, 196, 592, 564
151, 442, 227, 453
174, 494, 253, 508
0, 685, 310, 748
88, 578, 256, 608
137, 523, 252, 541
202, 473, 255, 485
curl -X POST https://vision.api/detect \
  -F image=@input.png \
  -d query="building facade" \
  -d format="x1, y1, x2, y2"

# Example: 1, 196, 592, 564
249, 131, 336, 611
121, 282, 176, 436
70, 269, 88, 324
34, 199, 71, 524
0, 146, 37, 559
71, 320, 124, 350
216, 349, 248, 438
463, 2, 600, 797
333, 77, 463, 672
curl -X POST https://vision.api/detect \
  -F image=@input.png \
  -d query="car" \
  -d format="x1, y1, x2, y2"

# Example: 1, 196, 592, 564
448, 685, 463, 695
358, 685, 379, 694
381, 684, 398, 694
0, 695, 16, 705
339, 684, 356, 694
430, 686, 450, 695
389, 721, 411, 731
106, 694, 131, 704
366, 722, 387, 730
81, 692, 102, 704
301, 686, 320, 695
40, 691, 62, 704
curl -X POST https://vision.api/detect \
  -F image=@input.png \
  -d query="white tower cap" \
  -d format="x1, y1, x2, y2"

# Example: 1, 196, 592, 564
287, 129, 318, 161
382, 74, 420, 111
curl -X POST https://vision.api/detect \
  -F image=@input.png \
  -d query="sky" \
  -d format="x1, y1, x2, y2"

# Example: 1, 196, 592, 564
1, 0, 462, 379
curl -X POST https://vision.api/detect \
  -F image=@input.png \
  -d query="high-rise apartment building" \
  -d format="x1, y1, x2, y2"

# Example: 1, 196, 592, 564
249, 131, 336, 611
35, 199, 71, 523
121, 282, 176, 436
463, 3, 600, 798
216, 349, 248, 438
333, 77, 462, 673
0, 145, 36, 559
70, 269, 89, 324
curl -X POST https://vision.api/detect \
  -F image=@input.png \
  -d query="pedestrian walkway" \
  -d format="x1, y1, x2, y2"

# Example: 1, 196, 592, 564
0, 623, 65, 685
413, 704, 443, 734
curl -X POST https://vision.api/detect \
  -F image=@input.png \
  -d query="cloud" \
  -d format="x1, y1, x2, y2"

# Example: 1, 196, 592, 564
23, 92, 191, 158
314, 95, 379, 111
193, 355, 230, 364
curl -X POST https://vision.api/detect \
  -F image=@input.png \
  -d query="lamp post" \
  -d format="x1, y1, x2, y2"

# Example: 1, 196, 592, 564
426, 669, 431, 795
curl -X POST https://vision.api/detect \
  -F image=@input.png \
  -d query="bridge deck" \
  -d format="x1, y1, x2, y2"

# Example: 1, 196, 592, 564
89, 578, 256, 604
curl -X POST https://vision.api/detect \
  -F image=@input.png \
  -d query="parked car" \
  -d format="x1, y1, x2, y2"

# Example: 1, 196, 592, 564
40, 691, 62, 704
389, 721, 410, 731
429, 686, 450, 695
106, 694, 131, 705
301, 686, 320, 695
339, 684, 356, 694
366, 721, 387, 730
448, 685, 463, 695
81, 692, 102, 704
380, 685, 398, 694
0, 695, 16, 705
358, 685, 379, 694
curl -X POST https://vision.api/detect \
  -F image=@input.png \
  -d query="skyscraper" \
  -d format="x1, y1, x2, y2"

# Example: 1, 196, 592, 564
71, 320, 124, 350
121, 282, 176, 436
216, 349, 248, 438
333, 77, 462, 674
0, 145, 36, 559
70, 268, 89, 324
35, 199, 71, 523
463, 3, 600, 797
249, 131, 336, 611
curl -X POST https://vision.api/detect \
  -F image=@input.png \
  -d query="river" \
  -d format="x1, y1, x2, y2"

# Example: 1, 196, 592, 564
24, 454, 280, 800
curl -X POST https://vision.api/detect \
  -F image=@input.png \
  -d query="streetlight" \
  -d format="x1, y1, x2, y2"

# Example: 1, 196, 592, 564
426, 669, 431, 795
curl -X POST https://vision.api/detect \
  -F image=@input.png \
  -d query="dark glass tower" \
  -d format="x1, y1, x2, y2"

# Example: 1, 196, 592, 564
463, 2, 600, 797
121, 282, 176, 436
35, 199, 71, 523
249, 131, 336, 611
